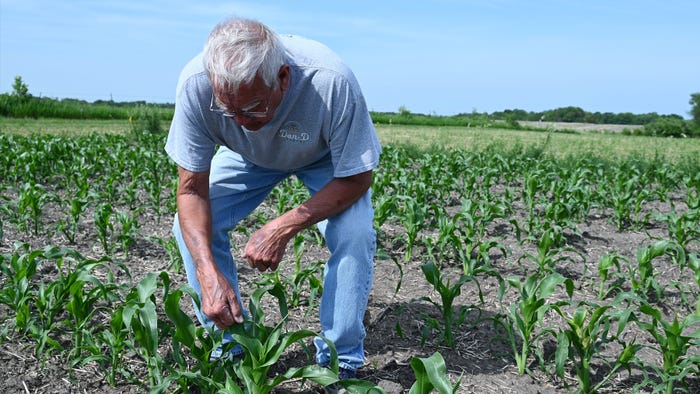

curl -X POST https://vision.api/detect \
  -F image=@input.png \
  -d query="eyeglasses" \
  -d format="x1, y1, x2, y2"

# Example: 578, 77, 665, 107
209, 90, 272, 118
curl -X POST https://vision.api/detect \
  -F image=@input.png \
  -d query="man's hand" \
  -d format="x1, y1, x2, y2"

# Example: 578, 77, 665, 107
200, 272, 244, 328
241, 171, 373, 273
243, 219, 291, 272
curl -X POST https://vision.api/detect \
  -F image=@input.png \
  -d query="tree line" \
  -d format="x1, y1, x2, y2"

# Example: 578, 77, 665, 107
2, 76, 699, 137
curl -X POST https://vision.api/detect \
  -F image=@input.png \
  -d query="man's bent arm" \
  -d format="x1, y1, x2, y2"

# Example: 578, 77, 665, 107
243, 170, 373, 270
176, 166, 244, 326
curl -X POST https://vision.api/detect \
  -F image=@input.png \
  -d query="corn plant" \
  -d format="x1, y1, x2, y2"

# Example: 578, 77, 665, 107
521, 169, 545, 236
271, 177, 309, 217
34, 248, 112, 358
498, 272, 573, 375
114, 208, 141, 258
409, 352, 461, 394
635, 303, 700, 394
149, 235, 184, 273
596, 252, 627, 300
117, 271, 171, 387
604, 174, 650, 230
15, 181, 53, 235
630, 240, 686, 300
552, 302, 637, 394
655, 208, 700, 254
455, 197, 509, 269
0, 243, 42, 333
62, 257, 121, 348
430, 213, 462, 263
689, 254, 700, 314
417, 261, 476, 347
155, 284, 239, 392
254, 236, 324, 311
91, 317, 131, 386
57, 193, 89, 244
222, 287, 385, 394
398, 196, 429, 262
289, 235, 323, 308
94, 202, 115, 255
518, 226, 584, 277
373, 193, 399, 230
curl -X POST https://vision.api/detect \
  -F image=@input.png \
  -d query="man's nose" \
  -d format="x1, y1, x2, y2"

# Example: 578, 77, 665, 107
233, 114, 253, 126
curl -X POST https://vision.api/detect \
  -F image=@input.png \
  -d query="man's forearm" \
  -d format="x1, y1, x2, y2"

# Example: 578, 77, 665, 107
278, 170, 373, 235
177, 194, 215, 269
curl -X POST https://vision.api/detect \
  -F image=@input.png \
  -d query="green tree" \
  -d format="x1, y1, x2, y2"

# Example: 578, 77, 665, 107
12, 76, 30, 101
690, 93, 700, 129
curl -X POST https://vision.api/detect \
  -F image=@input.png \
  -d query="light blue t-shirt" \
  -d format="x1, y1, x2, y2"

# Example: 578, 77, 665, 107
165, 34, 381, 178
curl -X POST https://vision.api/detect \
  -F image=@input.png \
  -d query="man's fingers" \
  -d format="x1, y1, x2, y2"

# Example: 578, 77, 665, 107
213, 308, 233, 329
209, 299, 245, 328
244, 253, 274, 272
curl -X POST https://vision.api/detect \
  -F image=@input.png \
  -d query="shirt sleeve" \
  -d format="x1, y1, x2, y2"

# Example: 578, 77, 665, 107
328, 76, 382, 178
164, 75, 217, 173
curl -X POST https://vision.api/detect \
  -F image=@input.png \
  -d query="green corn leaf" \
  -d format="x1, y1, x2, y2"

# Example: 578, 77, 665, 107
409, 352, 458, 394
259, 328, 318, 368
138, 299, 159, 355
136, 272, 159, 304
229, 323, 265, 361
163, 288, 197, 348
555, 330, 570, 378
269, 364, 339, 389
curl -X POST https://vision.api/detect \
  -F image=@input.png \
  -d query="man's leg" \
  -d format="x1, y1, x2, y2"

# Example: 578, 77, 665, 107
295, 158, 376, 372
172, 147, 288, 349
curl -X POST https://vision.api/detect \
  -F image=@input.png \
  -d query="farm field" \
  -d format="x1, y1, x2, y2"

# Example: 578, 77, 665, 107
0, 118, 699, 393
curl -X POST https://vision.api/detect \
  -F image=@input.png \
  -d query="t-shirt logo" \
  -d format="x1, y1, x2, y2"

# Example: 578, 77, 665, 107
279, 121, 310, 143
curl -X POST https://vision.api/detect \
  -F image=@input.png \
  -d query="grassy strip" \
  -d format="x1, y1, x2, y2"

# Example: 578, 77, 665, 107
2, 116, 698, 165
374, 124, 700, 164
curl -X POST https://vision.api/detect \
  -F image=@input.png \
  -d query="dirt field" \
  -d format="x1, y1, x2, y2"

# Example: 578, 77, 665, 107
1, 190, 698, 393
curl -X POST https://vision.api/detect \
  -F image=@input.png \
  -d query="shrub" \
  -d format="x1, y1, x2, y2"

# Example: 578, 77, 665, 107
643, 118, 694, 138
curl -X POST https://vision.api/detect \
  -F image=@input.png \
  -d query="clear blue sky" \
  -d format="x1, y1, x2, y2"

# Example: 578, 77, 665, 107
1, 0, 698, 117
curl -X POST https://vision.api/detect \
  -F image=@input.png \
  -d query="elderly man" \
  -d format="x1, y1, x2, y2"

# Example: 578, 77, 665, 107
165, 17, 381, 386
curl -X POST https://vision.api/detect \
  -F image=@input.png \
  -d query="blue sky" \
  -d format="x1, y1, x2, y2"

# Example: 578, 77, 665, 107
1, 0, 698, 117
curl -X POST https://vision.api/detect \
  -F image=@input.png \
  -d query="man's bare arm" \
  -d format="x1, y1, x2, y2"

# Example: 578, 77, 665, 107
176, 166, 244, 326
243, 170, 373, 270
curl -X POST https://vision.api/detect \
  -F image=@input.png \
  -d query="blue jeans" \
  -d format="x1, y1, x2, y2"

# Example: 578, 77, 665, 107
172, 147, 376, 371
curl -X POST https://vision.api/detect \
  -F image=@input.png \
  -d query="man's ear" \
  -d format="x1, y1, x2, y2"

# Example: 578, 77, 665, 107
278, 65, 291, 92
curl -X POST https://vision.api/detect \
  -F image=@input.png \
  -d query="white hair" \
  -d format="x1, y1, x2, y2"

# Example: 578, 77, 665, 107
203, 17, 286, 93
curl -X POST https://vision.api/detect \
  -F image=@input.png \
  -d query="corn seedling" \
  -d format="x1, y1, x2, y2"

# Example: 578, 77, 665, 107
149, 235, 184, 273
57, 193, 89, 244
689, 254, 700, 314
409, 352, 461, 394
117, 271, 172, 387
655, 208, 700, 255
220, 286, 386, 394
155, 284, 239, 392
0, 243, 42, 333
498, 272, 573, 375
418, 261, 476, 347
552, 302, 637, 394
635, 303, 700, 394
596, 252, 627, 300
518, 226, 583, 276
630, 240, 686, 300
16, 181, 53, 235
399, 196, 429, 262
114, 208, 141, 258
605, 174, 650, 230
93, 202, 115, 255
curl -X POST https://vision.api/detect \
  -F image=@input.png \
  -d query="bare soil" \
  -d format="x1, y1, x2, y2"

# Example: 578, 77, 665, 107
0, 190, 698, 393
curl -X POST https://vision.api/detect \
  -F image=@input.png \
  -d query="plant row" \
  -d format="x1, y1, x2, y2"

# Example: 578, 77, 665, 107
0, 131, 699, 393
